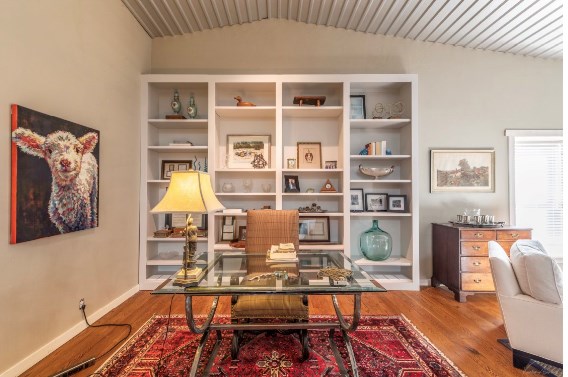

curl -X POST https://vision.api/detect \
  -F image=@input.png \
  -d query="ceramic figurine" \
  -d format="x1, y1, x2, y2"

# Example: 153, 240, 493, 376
171, 90, 182, 115
187, 96, 197, 119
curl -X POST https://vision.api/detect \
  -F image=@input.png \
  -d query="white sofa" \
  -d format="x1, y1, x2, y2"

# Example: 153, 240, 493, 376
488, 240, 563, 368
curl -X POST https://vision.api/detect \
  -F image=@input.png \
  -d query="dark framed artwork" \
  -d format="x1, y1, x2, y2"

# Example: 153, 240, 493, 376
430, 149, 495, 193
365, 193, 389, 212
350, 95, 366, 119
10, 105, 100, 243
388, 195, 407, 212
350, 188, 364, 212
161, 160, 192, 180
238, 226, 247, 241
284, 175, 300, 193
298, 217, 330, 242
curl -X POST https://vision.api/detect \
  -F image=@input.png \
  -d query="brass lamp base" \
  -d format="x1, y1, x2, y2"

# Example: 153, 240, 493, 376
173, 267, 203, 287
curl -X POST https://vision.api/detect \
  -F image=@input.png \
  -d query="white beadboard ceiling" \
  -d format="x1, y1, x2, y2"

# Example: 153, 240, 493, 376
122, 0, 563, 60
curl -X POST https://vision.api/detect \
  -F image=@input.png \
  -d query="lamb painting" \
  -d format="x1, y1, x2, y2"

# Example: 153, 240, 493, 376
10, 105, 100, 243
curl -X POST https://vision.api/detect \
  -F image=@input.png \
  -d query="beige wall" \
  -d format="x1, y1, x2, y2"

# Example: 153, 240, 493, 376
0, 1, 150, 374
151, 20, 562, 280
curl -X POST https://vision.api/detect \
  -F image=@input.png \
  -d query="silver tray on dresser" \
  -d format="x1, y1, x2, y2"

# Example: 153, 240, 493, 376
449, 221, 505, 228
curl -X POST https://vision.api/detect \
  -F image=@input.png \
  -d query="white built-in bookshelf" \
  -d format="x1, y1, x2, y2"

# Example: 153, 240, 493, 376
140, 74, 418, 290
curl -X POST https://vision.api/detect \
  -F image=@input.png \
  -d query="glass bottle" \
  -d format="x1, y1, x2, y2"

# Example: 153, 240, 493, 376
187, 96, 197, 119
360, 220, 392, 261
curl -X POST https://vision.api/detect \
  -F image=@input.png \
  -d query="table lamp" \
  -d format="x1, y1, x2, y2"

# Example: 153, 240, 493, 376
151, 170, 224, 286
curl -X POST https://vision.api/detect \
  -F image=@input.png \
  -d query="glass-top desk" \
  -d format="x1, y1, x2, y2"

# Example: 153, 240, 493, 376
153, 251, 386, 377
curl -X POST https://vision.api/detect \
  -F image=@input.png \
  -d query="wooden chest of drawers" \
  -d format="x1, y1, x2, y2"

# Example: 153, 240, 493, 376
431, 223, 532, 302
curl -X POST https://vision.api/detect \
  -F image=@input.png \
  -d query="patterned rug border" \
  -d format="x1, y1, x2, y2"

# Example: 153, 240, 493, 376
96, 313, 468, 376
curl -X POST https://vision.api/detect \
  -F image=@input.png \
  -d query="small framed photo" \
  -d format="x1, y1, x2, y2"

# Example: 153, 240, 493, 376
350, 95, 366, 119
430, 149, 495, 193
297, 142, 322, 169
324, 160, 337, 169
350, 188, 364, 212
284, 175, 300, 192
221, 216, 235, 241
238, 226, 247, 241
298, 217, 330, 242
365, 193, 388, 212
388, 195, 407, 212
287, 158, 297, 169
161, 160, 192, 180
227, 135, 271, 169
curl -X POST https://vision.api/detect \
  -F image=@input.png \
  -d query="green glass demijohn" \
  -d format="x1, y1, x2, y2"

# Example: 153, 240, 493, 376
360, 219, 392, 261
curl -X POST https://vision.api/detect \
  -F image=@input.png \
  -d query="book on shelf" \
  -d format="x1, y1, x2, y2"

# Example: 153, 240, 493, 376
365, 141, 387, 156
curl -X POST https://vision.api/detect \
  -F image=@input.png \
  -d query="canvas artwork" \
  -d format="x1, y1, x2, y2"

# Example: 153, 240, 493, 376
430, 149, 495, 193
10, 105, 100, 243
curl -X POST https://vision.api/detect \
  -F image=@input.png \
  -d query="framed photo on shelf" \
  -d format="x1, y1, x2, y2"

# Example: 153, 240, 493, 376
430, 149, 495, 193
298, 217, 330, 242
227, 135, 271, 169
365, 193, 388, 212
161, 160, 192, 180
350, 188, 364, 212
221, 216, 235, 241
324, 160, 337, 169
238, 226, 247, 241
284, 175, 300, 193
297, 142, 322, 169
287, 158, 297, 169
388, 195, 407, 212
350, 95, 366, 119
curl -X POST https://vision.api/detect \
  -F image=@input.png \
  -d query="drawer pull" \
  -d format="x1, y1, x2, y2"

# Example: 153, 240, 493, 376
474, 233, 483, 238
474, 279, 482, 283
472, 246, 481, 251
511, 233, 520, 238
473, 261, 482, 266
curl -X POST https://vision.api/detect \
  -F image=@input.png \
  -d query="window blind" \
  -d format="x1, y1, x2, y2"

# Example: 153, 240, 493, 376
509, 134, 563, 258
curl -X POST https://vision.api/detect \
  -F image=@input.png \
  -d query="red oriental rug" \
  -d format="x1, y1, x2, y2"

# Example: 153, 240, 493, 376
96, 314, 466, 377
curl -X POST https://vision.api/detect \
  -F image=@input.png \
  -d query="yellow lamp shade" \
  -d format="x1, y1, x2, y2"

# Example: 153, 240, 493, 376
151, 170, 225, 214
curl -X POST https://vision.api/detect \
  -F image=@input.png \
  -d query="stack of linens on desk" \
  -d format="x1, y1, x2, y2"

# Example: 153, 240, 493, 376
267, 243, 298, 261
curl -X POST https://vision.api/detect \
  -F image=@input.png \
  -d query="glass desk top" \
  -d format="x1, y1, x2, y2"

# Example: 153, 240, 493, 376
153, 250, 386, 295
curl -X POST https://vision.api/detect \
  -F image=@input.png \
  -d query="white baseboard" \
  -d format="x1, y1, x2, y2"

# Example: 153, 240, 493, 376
0, 285, 139, 377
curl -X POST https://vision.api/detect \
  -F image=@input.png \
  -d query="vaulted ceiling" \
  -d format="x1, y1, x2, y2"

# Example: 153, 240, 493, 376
123, 0, 563, 60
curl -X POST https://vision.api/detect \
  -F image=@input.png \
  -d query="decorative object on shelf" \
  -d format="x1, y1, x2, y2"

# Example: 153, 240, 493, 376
305, 188, 315, 193
161, 160, 192, 180
358, 164, 395, 180
430, 149, 495, 193
227, 135, 270, 169
284, 175, 300, 193
297, 142, 322, 169
153, 228, 173, 238
360, 220, 392, 261
234, 96, 256, 106
10, 105, 100, 243
187, 96, 197, 119
372, 101, 404, 119
320, 179, 337, 193
170, 227, 186, 238
221, 182, 234, 193
229, 239, 246, 248
221, 216, 236, 241
287, 158, 296, 169
449, 221, 505, 228
298, 203, 326, 213
317, 267, 352, 281
358, 147, 369, 155
324, 160, 337, 169
251, 153, 268, 169
350, 95, 366, 119
261, 183, 272, 192
372, 103, 384, 119
293, 96, 326, 106
203, 157, 208, 172
151, 170, 224, 287
169, 140, 193, 146
238, 226, 247, 241
242, 179, 252, 193
385, 148, 392, 155
388, 195, 407, 212
365, 193, 388, 212
350, 188, 364, 212
167, 90, 185, 119
299, 216, 330, 242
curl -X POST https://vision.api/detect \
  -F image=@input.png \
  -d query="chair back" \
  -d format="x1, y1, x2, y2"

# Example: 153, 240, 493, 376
245, 210, 299, 253
488, 241, 522, 298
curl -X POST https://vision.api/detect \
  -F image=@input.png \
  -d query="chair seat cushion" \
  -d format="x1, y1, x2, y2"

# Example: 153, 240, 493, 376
232, 294, 308, 320
510, 240, 563, 304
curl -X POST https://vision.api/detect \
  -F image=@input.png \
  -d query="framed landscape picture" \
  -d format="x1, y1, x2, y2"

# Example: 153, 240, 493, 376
298, 217, 330, 242
227, 135, 270, 169
430, 149, 495, 193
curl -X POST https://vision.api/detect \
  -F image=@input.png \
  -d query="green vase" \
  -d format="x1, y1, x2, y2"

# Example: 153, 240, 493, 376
360, 220, 392, 261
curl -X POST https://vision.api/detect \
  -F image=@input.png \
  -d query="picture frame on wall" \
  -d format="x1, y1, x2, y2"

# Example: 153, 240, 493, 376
365, 193, 388, 212
284, 175, 300, 193
388, 195, 407, 212
430, 149, 495, 193
161, 160, 192, 180
297, 142, 322, 169
298, 217, 330, 242
350, 95, 366, 119
227, 135, 271, 169
350, 188, 364, 212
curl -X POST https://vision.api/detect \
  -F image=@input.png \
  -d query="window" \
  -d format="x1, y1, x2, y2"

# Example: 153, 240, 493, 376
507, 130, 563, 258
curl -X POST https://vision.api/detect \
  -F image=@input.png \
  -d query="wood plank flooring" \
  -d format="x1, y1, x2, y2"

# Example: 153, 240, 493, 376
22, 286, 528, 377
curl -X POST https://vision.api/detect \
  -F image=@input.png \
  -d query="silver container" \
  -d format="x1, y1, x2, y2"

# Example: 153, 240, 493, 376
473, 215, 482, 224
456, 215, 464, 222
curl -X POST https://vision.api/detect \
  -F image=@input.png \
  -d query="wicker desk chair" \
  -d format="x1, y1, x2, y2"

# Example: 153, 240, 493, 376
231, 209, 309, 359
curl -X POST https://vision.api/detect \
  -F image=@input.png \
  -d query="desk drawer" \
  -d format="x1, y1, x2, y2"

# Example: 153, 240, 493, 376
461, 230, 495, 241
496, 230, 531, 241
461, 257, 491, 273
461, 242, 489, 256
461, 273, 495, 291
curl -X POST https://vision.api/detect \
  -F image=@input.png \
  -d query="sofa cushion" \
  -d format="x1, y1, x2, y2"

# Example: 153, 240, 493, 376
510, 240, 563, 304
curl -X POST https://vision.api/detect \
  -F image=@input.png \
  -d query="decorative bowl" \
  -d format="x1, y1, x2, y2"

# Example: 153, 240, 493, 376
359, 164, 395, 179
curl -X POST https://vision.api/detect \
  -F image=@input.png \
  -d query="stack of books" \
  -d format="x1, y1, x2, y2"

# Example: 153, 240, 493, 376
365, 141, 387, 155
267, 243, 298, 262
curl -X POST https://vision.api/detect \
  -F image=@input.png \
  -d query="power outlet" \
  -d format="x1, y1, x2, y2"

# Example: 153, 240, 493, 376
79, 298, 86, 311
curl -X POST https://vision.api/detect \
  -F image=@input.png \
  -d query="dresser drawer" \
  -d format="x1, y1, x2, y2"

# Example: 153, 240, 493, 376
461, 242, 489, 256
461, 257, 491, 273
496, 230, 531, 241
461, 230, 495, 241
461, 273, 495, 291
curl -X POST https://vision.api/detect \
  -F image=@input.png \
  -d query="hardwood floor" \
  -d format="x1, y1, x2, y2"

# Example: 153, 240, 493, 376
22, 287, 527, 377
